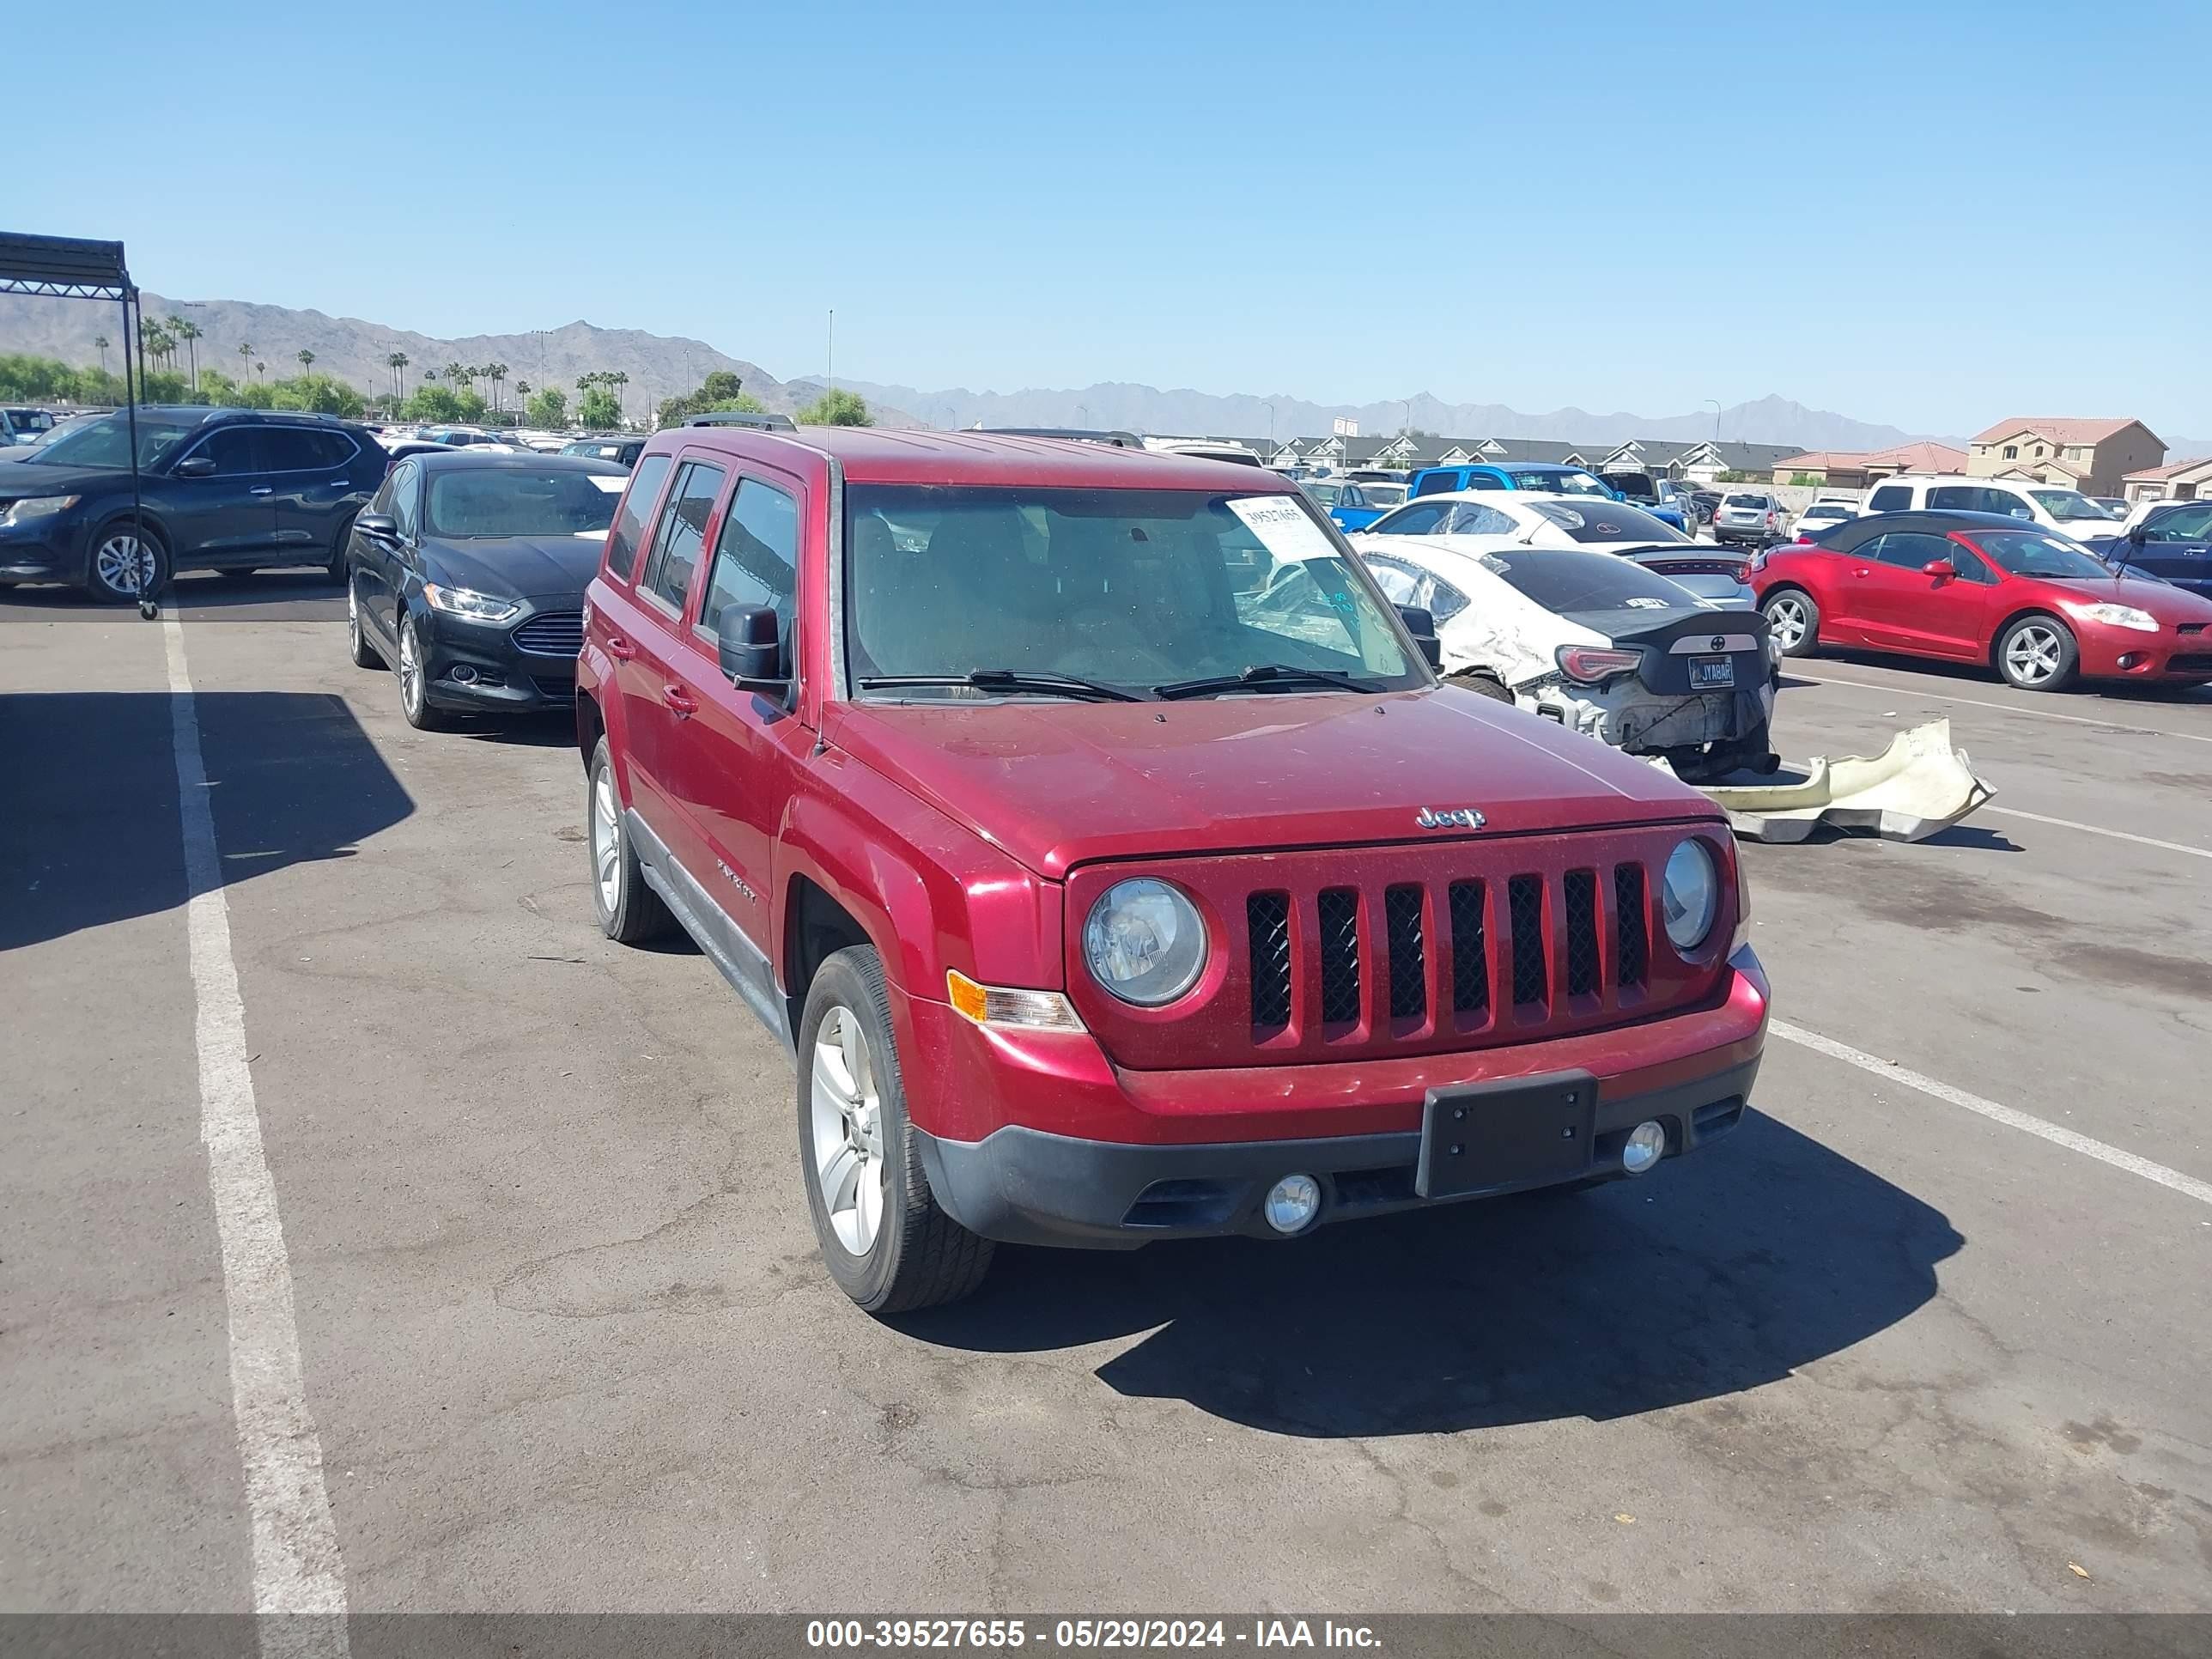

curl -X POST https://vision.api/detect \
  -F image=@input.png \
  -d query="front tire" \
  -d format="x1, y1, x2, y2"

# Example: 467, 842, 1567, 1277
1762, 589, 1820, 658
798, 946, 994, 1314
1996, 614, 2079, 692
326, 512, 357, 581
586, 737, 674, 944
346, 576, 383, 668
1449, 671, 1516, 703
84, 519, 169, 605
396, 609, 450, 730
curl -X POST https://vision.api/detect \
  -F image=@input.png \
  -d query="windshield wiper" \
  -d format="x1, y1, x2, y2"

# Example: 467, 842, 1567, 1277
1152, 664, 1383, 700
856, 670, 1142, 702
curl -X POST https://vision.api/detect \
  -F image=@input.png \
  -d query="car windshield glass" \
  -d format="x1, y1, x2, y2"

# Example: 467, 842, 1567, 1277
31, 410, 204, 470
1478, 549, 1695, 612
1723, 494, 1767, 508
1969, 531, 2115, 579
1362, 483, 1406, 507
845, 485, 1422, 700
1528, 499, 1687, 544
1303, 481, 1342, 505
2030, 489, 2113, 522
1602, 473, 1657, 498
423, 467, 624, 538
1511, 469, 1611, 496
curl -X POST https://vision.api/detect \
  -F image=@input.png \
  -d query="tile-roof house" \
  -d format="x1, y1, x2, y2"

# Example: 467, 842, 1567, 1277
2121, 455, 2212, 504
1768, 441, 1970, 488
1966, 418, 2164, 496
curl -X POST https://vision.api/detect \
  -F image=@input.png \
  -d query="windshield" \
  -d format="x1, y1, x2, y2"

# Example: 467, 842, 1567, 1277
31, 410, 205, 471
1528, 500, 1688, 544
1303, 481, 1343, 506
423, 468, 625, 538
1602, 472, 1659, 500
1968, 531, 2116, 580
1511, 468, 1612, 497
1723, 494, 1769, 509
1362, 483, 1407, 507
845, 485, 1422, 699
1480, 549, 1698, 613
2030, 489, 2115, 523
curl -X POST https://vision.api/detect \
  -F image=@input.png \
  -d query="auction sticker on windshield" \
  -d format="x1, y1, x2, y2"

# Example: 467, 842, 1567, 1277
586, 476, 627, 493
1228, 495, 1339, 562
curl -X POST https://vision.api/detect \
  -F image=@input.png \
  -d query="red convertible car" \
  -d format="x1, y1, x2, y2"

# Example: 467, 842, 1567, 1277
1751, 510, 2212, 692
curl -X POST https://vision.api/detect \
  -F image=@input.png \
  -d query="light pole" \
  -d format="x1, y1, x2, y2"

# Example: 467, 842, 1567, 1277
1705, 398, 1722, 441
1264, 401, 1275, 442
1401, 398, 1412, 435
1077, 404, 1088, 428
827, 309, 835, 392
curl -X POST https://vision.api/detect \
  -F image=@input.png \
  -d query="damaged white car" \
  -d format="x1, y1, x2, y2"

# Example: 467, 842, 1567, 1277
1356, 538, 1780, 781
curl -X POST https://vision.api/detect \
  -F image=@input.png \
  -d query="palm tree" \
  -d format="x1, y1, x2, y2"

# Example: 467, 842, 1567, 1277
137, 316, 167, 378
445, 360, 467, 392
487, 362, 507, 412
254, 361, 266, 385
611, 370, 629, 419
94, 335, 110, 374
514, 379, 532, 409
296, 349, 316, 379
238, 342, 254, 383
170, 317, 204, 394
386, 351, 410, 399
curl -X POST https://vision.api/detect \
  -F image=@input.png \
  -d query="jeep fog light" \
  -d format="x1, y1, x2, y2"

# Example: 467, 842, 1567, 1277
945, 969, 1085, 1032
1083, 878, 1206, 1006
1622, 1120, 1666, 1175
1263, 1174, 1322, 1234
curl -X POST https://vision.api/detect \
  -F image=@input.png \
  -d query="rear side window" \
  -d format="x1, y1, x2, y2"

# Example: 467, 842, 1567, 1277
1868, 484, 1911, 513
605, 453, 672, 580
1371, 501, 1449, 535
263, 428, 356, 471
640, 460, 726, 614
699, 477, 801, 639
1411, 471, 1462, 498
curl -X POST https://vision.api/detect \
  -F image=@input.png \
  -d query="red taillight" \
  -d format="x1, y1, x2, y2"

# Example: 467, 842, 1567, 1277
1556, 645, 1644, 684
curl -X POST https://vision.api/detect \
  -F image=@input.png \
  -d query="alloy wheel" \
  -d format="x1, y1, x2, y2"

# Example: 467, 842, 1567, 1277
810, 1006, 887, 1256
1765, 596, 1809, 652
2004, 624, 2064, 685
93, 532, 155, 598
398, 617, 425, 715
590, 767, 621, 915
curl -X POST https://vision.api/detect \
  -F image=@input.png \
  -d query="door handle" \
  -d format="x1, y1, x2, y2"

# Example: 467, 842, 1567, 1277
662, 684, 698, 718
605, 634, 636, 661
1853, 567, 1870, 576
249, 486, 274, 496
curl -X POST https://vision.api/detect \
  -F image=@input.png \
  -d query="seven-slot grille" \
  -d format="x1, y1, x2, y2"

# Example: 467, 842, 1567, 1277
1241, 854, 1664, 1048
512, 611, 585, 658
1066, 829, 1721, 1071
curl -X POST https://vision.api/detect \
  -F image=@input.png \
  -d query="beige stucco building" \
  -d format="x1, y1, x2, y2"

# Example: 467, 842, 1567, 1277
2122, 456, 2212, 505
1967, 418, 2165, 496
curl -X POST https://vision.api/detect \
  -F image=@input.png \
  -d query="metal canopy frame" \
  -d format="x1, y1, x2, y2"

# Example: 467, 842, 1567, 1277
0, 233, 157, 617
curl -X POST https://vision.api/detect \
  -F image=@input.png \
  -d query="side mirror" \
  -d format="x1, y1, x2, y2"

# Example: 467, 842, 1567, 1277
1395, 604, 1443, 670
2126, 524, 2148, 545
354, 513, 398, 541
1921, 559, 1954, 581
173, 456, 216, 478
717, 604, 786, 689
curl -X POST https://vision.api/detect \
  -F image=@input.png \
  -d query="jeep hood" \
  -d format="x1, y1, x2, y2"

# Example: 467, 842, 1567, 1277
828, 689, 1722, 879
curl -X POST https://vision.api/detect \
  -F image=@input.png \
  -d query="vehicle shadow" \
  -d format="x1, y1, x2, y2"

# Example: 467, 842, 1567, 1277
0, 690, 412, 952
897, 1110, 1961, 1437
1805, 647, 2212, 708
0, 571, 347, 619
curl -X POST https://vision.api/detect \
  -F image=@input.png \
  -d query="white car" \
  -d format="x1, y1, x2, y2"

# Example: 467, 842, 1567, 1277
1860, 473, 2124, 539
1791, 501, 1856, 539
1364, 488, 1688, 550
1354, 537, 1778, 780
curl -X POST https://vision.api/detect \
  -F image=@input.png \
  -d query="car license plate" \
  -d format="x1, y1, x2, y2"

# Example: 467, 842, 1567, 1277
1415, 1072, 1596, 1200
1691, 654, 1735, 689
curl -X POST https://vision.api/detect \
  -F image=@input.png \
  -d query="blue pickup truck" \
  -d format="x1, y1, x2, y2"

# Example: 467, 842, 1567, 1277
1307, 477, 1408, 532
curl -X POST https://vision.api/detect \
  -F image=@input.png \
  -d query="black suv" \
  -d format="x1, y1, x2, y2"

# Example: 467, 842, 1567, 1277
0, 406, 388, 601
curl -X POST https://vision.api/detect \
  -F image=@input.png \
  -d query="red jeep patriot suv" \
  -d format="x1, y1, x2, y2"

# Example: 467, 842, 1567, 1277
577, 428, 1768, 1313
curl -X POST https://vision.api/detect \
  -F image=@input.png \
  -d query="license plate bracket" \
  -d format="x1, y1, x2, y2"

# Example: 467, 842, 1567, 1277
1690, 653, 1735, 689
1416, 1071, 1597, 1200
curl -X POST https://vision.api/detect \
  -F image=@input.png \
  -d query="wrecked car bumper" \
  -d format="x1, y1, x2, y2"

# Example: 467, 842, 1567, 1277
1533, 680, 1774, 754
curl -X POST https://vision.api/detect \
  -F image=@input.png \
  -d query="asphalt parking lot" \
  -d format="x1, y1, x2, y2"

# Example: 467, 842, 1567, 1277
4, 573, 2209, 1619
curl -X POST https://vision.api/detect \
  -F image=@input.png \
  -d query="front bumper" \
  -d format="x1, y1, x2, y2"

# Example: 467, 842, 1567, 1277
2073, 626, 2212, 683
904, 948, 1769, 1248
416, 601, 580, 711
0, 513, 86, 583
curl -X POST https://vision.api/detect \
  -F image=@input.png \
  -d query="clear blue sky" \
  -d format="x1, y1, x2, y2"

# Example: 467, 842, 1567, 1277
9, 0, 2208, 439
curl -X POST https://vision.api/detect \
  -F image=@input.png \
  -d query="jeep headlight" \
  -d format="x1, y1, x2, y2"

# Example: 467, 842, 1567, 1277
1662, 838, 1719, 953
1083, 878, 1206, 1006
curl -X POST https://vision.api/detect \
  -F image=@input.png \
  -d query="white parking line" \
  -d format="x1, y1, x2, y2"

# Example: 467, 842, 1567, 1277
1984, 805, 2212, 861
1794, 670, 2212, 744
165, 616, 351, 1653
1770, 1018, 2212, 1210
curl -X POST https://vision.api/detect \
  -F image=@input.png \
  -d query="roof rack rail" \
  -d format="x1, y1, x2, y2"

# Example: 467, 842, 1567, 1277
683, 410, 797, 431
976, 426, 1148, 449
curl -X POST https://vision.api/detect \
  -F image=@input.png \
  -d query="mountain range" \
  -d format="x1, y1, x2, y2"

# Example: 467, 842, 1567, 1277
9, 292, 2204, 458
